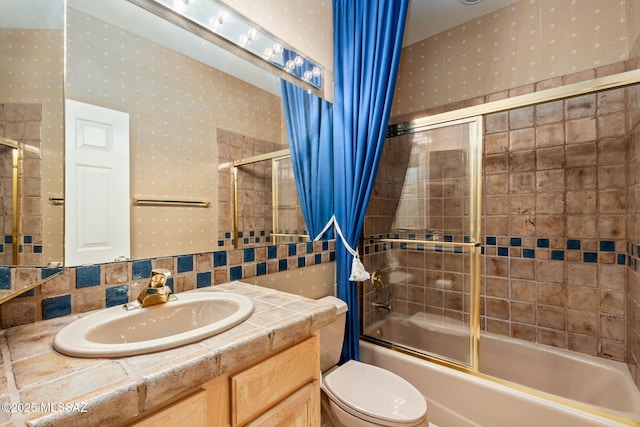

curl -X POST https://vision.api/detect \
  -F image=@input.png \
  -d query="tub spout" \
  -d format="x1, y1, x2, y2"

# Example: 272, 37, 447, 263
371, 302, 391, 311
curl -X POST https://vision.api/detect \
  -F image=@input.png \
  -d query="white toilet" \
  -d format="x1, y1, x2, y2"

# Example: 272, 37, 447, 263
319, 296, 429, 427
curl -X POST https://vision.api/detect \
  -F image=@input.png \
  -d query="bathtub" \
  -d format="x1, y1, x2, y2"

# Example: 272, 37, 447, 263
362, 313, 640, 426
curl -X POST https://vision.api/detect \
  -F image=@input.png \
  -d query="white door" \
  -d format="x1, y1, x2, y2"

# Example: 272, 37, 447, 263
65, 99, 130, 266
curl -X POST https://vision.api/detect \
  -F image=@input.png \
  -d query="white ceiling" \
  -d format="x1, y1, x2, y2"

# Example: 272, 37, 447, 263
404, 0, 520, 46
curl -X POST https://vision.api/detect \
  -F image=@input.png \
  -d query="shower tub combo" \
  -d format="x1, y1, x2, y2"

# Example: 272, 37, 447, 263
362, 313, 640, 426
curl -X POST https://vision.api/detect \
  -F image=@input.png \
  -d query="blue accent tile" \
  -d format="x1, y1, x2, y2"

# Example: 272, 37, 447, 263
0, 267, 10, 290
444, 235, 453, 242
260, 230, 265, 236
267, 246, 278, 259
498, 247, 509, 256
435, 245, 443, 253
486, 236, 497, 245
42, 294, 71, 320
523, 248, 535, 258
400, 242, 408, 249
18, 289, 34, 298
599, 240, 615, 252
218, 240, 225, 247
551, 250, 565, 260
409, 233, 416, 240
177, 255, 194, 273
214, 251, 227, 267
537, 238, 550, 248
24, 235, 32, 244
250, 231, 255, 237
454, 246, 463, 254
510, 237, 522, 247
315, 254, 322, 264
584, 252, 598, 263
243, 238, 249, 244
238, 231, 244, 238
330, 251, 336, 261
257, 262, 267, 276
225, 232, 231, 239
197, 272, 212, 288
288, 244, 297, 256
230, 266, 243, 280
132, 259, 152, 280
0, 245, 4, 252
417, 244, 425, 251
244, 248, 255, 263
166, 277, 174, 292
618, 254, 626, 265
322, 241, 329, 251
298, 257, 306, 268
567, 239, 581, 250
278, 259, 288, 271
4, 235, 11, 244
464, 236, 471, 243
307, 242, 314, 253
106, 285, 128, 307
365, 246, 370, 255
255, 238, 260, 243
76, 266, 101, 288
42, 268, 62, 279
34, 246, 42, 253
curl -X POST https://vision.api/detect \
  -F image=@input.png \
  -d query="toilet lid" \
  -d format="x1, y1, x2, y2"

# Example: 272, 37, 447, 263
322, 360, 427, 425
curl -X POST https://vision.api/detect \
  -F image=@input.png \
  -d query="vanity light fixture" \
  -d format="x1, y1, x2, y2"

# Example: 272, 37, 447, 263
135, 0, 323, 90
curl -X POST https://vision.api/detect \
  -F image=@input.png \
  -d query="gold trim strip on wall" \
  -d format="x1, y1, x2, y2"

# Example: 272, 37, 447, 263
132, 198, 210, 207
378, 238, 480, 248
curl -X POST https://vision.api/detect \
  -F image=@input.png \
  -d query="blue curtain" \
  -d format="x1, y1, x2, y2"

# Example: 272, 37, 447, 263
280, 80, 334, 238
333, 0, 409, 362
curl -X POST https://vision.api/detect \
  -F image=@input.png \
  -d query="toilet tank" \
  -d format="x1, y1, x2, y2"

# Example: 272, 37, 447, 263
318, 296, 348, 372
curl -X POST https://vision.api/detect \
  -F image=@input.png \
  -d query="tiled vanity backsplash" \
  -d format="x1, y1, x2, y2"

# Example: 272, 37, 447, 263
0, 240, 336, 329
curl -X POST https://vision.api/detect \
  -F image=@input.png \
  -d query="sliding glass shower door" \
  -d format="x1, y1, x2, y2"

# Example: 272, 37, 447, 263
362, 116, 482, 368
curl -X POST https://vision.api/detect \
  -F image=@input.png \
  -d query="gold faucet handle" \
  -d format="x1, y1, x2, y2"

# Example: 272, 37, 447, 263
149, 268, 171, 288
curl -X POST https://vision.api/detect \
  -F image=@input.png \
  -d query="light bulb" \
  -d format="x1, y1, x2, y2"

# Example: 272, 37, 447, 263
247, 28, 259, 42
294, 56, 304, 67
273, 43, 283, 54
218, 11, 230, 24
312, 66, 321, 77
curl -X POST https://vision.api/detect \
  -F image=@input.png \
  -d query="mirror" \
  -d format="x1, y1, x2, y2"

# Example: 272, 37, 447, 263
65, 0, 310, 264
0, 0, 65, 267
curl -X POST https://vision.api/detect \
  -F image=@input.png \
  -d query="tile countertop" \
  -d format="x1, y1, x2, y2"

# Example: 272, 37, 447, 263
0, 281, 337, 427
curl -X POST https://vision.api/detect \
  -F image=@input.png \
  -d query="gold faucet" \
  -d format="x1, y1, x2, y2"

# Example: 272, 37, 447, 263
123, 268, 176, 311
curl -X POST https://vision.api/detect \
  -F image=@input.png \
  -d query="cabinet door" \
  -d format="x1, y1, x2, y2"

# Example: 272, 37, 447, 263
132, 389, 207, 427
231, 335, 319, 426
245, 381, 319, 427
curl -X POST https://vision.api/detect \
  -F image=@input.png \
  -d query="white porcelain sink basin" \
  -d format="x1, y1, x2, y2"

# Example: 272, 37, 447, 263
53, 292, 254, 358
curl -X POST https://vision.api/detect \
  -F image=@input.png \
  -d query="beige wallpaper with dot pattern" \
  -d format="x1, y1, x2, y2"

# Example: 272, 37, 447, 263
393, 0, 637, 115
0, 28, 65, 265
66, 8, 284, 260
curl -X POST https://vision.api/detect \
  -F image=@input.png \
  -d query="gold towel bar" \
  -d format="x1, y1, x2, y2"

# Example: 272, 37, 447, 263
132, 198, 210, 208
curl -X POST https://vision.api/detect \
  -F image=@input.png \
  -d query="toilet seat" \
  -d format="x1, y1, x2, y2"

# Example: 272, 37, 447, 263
322, 360, 427, 426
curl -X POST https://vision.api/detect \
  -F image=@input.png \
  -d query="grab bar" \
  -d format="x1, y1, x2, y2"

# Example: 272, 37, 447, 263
132, 197, 210, 207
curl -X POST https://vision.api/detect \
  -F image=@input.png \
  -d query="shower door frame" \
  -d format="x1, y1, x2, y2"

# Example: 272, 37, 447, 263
367, 116, 484, 371
362, 67, 640, 426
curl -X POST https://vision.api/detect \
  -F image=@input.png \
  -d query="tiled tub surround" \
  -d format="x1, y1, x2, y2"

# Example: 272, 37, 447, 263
0, 241, 335, 329
0, 281, 336, 426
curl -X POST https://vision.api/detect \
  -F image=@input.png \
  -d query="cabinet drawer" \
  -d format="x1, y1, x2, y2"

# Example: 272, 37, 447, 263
132, 389, 207, 427
245, 381, 318, 427
231, 335, 319, 426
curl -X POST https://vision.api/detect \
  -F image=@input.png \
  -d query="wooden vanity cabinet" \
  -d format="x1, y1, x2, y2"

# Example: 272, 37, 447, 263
132, 334, 320, 427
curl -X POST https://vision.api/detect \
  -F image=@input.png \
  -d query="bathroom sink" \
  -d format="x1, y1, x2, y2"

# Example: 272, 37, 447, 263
53, 292, 254, 358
